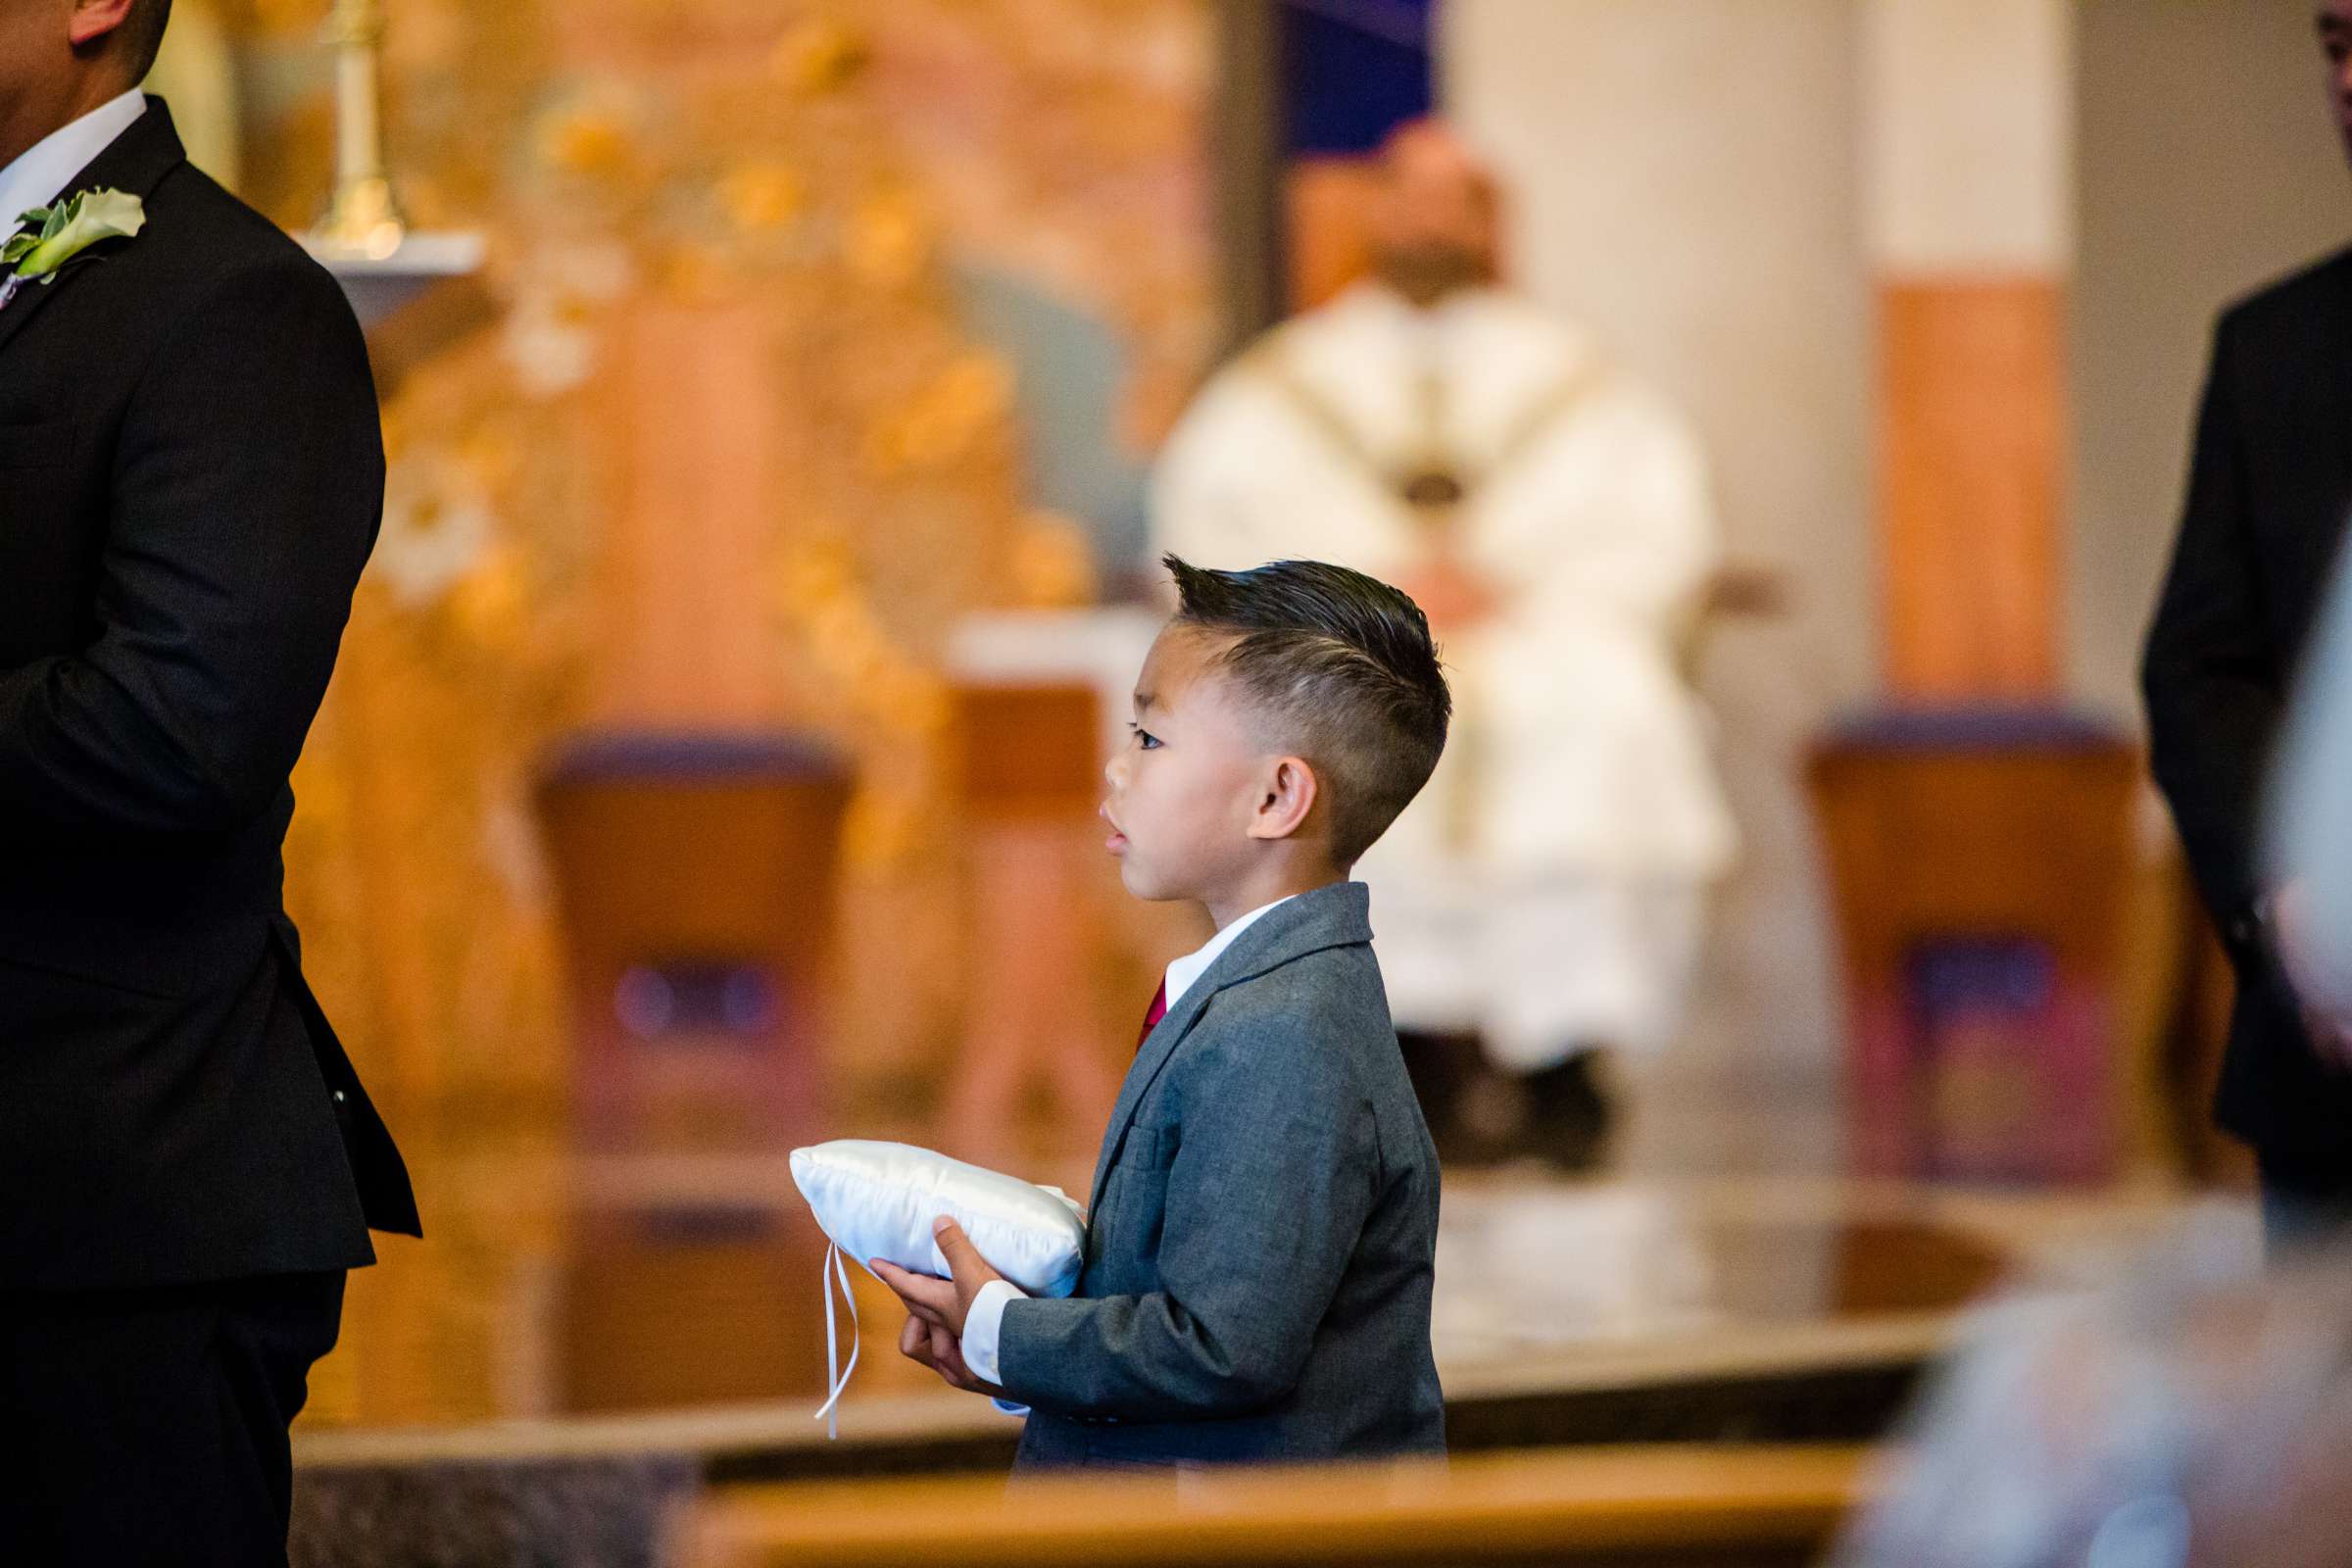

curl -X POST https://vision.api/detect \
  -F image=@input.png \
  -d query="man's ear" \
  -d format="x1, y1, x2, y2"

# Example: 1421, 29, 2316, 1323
1246, 755, 1319, 843
69, 0, 137, 50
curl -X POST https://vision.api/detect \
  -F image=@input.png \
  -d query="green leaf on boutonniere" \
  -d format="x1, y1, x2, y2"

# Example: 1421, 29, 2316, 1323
9, 189, 144, 282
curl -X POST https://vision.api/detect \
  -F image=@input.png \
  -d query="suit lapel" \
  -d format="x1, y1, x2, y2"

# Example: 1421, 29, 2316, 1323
2279, 262, 2352, 647
0, 97, 186, 361
0, 258, 106, 357
1083, 882, 1375, 1214
1086, 968, 1221, 1213
2323, 262, 2352, 559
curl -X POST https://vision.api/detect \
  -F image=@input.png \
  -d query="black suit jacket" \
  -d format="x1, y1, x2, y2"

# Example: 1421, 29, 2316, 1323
0, 100, 416, 1291
2144, 243, 2352, 1162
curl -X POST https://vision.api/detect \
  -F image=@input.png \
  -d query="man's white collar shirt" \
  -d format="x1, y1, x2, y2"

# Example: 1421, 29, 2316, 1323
0, 89, 146, 244
960, 894, 1299, 1406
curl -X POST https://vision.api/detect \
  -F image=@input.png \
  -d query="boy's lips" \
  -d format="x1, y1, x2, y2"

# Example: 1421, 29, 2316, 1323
1101, 804, 1127, 853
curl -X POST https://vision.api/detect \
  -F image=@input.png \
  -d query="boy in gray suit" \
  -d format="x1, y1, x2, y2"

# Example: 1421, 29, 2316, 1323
876, 556, 1451, 1467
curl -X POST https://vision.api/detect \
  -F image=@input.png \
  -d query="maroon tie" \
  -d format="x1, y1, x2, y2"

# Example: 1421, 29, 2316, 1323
1136, 980, 1168, 1051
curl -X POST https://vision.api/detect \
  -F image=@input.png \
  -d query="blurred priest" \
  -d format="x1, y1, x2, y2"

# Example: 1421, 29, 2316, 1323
1152, 121, 1733, 1169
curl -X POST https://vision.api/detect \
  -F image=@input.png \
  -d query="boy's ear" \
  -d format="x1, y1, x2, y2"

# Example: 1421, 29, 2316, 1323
1246, 755, 1320, 842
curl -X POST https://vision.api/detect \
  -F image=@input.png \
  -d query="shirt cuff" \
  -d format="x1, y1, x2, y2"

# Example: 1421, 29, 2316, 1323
960, 1278, 1023, 1387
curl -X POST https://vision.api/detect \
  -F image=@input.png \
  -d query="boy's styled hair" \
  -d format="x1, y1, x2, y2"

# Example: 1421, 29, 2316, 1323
1165, 554, 1451, 865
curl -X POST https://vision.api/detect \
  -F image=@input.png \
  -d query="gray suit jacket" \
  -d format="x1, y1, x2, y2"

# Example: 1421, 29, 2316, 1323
1000, 881, 1446, 1467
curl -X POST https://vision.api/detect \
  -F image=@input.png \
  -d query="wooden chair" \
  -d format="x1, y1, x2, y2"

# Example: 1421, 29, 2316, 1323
1809, 710, 2138, 1183
537, 731, 854, 1156
938, 681, 1126, 1161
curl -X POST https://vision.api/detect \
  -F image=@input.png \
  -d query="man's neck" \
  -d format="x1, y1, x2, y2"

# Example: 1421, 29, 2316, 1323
0, 76, 134, 176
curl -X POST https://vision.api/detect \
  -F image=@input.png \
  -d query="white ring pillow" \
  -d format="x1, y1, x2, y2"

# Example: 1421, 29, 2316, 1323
789, 1139, 1087, 1296
790, 1140, 1087, 1435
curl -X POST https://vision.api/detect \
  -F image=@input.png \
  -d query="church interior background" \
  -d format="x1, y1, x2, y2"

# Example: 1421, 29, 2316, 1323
127, 1, 2352, 1561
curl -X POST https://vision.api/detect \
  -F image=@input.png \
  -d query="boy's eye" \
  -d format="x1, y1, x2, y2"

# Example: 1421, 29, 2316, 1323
1130, 725, 1161, 752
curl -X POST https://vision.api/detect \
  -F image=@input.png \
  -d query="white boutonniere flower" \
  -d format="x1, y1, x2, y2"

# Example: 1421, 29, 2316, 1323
0, 188, 146, 309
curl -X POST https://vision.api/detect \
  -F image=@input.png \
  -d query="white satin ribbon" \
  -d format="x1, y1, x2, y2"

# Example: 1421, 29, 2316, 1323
811, 1241, 860, 1439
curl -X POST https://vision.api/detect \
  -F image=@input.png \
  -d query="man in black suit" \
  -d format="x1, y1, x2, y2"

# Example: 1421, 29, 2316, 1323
0, 1, 416, 1560
2144, 1, 2352, 1247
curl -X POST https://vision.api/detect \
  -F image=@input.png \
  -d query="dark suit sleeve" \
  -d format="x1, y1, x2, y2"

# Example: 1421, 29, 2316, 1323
2142, 313, 2279, 936
995, 1023, 1379, 1422
0, 254, 381, 838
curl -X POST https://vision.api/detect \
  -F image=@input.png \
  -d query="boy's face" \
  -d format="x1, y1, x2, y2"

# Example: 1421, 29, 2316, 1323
1102, 626, 1276, 903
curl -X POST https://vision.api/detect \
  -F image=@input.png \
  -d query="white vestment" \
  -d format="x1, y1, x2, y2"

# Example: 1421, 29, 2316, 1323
1152, 283, 1736, 1066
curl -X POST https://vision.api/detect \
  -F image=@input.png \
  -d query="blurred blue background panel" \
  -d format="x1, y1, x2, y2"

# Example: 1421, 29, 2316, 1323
1283, 0, 1436, 156
951, 258, 1152, 582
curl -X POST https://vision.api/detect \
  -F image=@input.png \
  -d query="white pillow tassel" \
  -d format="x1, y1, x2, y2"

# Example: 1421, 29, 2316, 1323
811, 1241, 859, 1439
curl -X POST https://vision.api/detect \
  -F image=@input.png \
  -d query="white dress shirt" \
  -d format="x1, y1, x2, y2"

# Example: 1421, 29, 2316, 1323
0, 89, 146, 244
960, 896, 1298, 1400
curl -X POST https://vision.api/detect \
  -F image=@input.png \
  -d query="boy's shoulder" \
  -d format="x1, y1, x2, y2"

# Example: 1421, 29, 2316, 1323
1153, 882, 1393, 1083
1176, 939, 1391, 1089
1202, 932, 1384, 1020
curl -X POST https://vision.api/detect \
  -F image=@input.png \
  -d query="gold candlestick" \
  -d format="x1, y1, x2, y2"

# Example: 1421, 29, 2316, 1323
298, 0, 483, 332
313, 0, 405, 260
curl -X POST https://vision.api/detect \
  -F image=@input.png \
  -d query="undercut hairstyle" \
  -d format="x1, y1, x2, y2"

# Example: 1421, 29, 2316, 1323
1165, 554, 1451, 866
120, 0, 174, 82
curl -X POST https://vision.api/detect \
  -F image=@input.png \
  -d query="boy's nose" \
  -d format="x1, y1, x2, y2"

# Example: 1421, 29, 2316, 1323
1104, 752, 1127, 789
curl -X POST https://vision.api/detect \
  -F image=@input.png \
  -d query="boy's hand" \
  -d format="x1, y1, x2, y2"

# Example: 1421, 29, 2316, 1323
870, 1216, 1007, 1337
872, 1217, 1014, 1396
897, 1311, 1004, 1397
